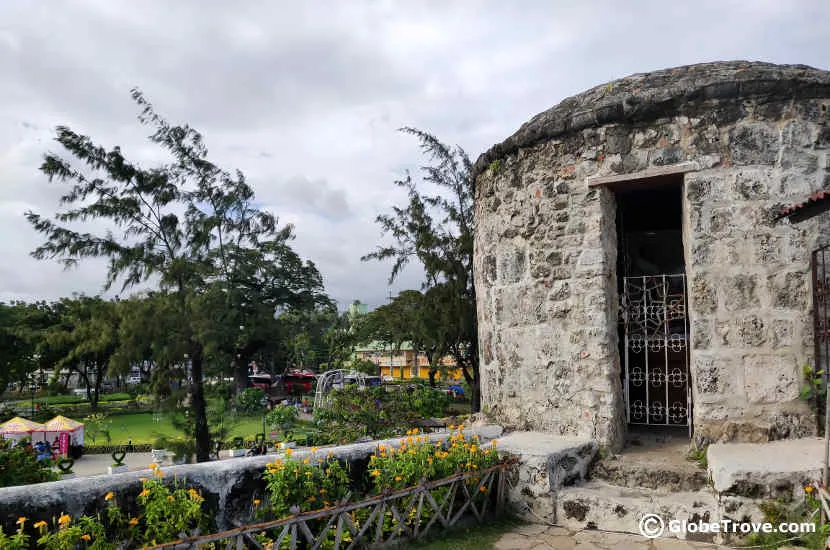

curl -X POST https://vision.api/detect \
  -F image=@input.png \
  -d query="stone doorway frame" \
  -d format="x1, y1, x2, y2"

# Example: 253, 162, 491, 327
589, 162, 704, 442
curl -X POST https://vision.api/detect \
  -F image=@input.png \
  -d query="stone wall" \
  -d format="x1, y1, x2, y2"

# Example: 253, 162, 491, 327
0, 427, 502, 540
473, 61, 830, 448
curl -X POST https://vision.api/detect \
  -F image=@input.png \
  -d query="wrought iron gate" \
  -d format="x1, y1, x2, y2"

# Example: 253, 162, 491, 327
620, 274, 691, 430
813, 244, 830, 394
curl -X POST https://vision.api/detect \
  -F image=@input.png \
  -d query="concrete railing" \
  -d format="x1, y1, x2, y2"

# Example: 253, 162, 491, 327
0, 426, 503, 537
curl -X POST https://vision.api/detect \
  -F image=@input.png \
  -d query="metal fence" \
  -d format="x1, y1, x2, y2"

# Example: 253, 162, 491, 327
142, 460, 512, 550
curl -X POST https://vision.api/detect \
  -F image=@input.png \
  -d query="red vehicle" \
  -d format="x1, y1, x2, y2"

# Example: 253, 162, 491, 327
282, 369, 316, 393
248, 374, 277, 392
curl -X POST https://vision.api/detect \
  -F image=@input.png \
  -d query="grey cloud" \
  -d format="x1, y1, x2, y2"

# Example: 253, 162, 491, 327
1, 0, 829, 310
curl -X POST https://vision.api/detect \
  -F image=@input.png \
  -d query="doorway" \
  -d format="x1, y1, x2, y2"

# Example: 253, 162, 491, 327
614, 176, 691, 434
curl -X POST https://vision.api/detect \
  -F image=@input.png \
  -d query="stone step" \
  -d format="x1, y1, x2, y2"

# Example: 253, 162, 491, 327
555, 480, 720, 543
590, 453, 710, 492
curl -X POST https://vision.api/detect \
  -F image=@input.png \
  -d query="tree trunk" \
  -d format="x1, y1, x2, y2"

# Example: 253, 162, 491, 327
233, 355, 249, 395
190, 344, 211, 463
428, 369, 436, 387
461, 362, 480, 413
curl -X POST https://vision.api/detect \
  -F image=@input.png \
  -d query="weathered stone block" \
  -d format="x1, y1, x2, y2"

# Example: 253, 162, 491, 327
722, 274, 759, 311
743, 356, 799, 404
728, 123, 780, 165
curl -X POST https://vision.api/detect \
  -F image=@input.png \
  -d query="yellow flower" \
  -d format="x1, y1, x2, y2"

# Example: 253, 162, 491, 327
378, 445, 386, 452
16, 517, 26, 525
129, 517, 139, 526
253, 499, 261, 506
293, 469, 299, 474
311, 446, 318, 453
139, 489, 150, 498
412, 428, 419, 435
371, 469, 380, 477
154, 468, 164, 478
308, 496, 316, 502
58, 514, 71, 526
480, 486, 487, 493
167, 496, 174, 501
148, 462, 158, 470
395, 476, 402, 481
320, 489, 326, 494
34, 520, 47, 529
139, 477, 147, 482
449, 424, 455, 430
81, 534, 91, 541
405, 429, 412, 436
806, 485, 815, 494
380, 452, 387, 458
427, 458, 433, 463
105, 492, 115, 501
303, 458, 310, 464
285, 448, 293, 456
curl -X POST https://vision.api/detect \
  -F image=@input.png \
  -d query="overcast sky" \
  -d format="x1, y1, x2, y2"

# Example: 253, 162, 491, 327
1, 1, 829, 310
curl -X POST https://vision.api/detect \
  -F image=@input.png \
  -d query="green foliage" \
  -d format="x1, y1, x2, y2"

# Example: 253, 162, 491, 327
686, 445, 708, 469
349, 358, 379, 376
744, 492, 829, 549
800, 365, 826, 435
0, 517, 29, 550
488, 159, 500, 173
15, 465, 208, 549
236, 387, 266, 414
361, 127, 480, 410
26, 89, 328, 462
314, 385, 450, 444
84, 413, 112, 445
367, 428, 499, 493
0, 438, 59, 488
262, 448, 351, 519
266, 405, 298, 432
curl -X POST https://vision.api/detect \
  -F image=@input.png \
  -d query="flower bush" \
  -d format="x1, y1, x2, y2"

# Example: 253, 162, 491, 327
0, 463, 209, 549
262, 447, 351, 519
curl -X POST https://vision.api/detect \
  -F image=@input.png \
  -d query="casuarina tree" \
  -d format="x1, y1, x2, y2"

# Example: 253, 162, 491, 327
362, 128, 480, 411
25, 89, 306, 461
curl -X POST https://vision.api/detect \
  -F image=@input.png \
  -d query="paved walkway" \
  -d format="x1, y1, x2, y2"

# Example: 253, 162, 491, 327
67, 452, 158, 477
493, 524, 725, 550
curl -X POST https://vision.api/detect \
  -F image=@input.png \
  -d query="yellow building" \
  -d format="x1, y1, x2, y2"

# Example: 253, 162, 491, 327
352, 341, 463, 381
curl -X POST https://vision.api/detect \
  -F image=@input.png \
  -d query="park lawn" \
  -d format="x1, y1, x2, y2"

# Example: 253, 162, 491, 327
101, 412, 312, 445
7, 393, 133, 406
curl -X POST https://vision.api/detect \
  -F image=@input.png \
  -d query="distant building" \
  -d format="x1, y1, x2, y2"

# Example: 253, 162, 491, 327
352, 340, 462, 381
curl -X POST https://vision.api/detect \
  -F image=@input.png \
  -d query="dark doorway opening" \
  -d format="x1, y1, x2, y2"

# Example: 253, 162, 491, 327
614, 176, 691, 434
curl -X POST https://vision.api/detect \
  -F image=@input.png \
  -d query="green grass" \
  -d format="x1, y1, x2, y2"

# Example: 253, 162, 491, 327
6, 393, 133, 406
404, 517, 523, 550
97, 412, 314, 445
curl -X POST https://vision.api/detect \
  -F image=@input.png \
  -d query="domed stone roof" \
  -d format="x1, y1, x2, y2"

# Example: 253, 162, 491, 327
471, 60, 830, 179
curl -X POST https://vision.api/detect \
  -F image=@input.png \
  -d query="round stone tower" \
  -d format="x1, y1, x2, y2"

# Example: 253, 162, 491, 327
472, 61, 830, 449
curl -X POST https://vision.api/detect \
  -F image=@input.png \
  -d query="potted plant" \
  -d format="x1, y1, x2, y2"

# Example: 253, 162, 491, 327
57, 458, 75, 480
266, 405, 298, 449
107, 450, 128, 474
224, 436, 246, 458
151, 437, 168, 464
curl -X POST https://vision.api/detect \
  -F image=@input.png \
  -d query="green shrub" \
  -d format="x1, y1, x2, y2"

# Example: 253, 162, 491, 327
0, 438, 59, 488
235, 388, 266, 414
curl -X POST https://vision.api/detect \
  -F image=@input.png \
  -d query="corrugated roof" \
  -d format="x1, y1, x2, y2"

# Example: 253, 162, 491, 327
778, 189, 830, 220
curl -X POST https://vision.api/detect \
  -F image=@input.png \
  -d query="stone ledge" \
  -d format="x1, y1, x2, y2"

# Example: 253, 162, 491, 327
555, 480, 719, 542
496, 432, 598, 523
707, 437, 823, 498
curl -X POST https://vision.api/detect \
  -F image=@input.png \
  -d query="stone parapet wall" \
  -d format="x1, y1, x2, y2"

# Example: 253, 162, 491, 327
0, 426, 503, 538
474, 61, 830, 447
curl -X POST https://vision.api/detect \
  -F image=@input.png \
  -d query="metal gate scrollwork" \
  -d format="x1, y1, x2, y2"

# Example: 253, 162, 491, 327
620, 274, 691, 428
